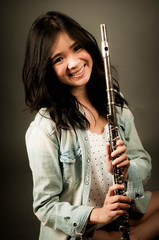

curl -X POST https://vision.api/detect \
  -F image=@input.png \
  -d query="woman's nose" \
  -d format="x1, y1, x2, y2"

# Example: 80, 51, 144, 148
67, 55, 80, 69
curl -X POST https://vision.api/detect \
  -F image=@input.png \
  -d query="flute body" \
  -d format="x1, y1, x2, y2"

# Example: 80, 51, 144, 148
100, 24, 130, 240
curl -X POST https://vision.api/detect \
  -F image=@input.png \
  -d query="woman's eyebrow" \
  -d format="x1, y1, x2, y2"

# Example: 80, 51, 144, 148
70, 41, 78, 49
51, 52, 62, 61
51, 41, 78, 61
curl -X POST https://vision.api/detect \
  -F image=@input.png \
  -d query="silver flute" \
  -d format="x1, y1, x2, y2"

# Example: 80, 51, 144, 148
100, 24, 130, 240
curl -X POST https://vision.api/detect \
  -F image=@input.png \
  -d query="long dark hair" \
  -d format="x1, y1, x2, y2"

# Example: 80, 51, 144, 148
23, 11, 127, 130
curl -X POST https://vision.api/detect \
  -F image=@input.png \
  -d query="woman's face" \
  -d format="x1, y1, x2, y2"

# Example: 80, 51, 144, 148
51, 31, 93, 91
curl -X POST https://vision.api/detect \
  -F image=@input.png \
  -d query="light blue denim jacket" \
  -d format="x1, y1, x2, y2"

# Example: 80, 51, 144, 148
26, 106, 152, 240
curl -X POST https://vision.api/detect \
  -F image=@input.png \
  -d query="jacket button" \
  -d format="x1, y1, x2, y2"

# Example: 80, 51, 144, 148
135, 193, 140, 198
85, 181, 89, 185
73, 223, 77, 227
84, 137, 88, 141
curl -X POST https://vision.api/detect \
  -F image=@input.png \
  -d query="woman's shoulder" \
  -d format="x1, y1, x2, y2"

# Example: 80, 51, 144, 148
117, 105, 134, 119
116, 105, 134, 128
27, 108, 57, 137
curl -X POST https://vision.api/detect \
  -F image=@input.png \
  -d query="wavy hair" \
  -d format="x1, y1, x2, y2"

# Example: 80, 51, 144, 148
22, 11, 127, 130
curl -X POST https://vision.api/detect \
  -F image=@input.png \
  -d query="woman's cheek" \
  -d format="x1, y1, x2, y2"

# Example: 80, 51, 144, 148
53, 66, 65, 80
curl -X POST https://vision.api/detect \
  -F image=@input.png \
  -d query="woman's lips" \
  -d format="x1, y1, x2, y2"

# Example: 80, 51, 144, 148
69, 64, 86, 78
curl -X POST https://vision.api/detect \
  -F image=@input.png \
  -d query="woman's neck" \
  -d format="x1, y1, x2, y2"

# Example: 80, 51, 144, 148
70, 86, 107, 134
70, 85, 90, 105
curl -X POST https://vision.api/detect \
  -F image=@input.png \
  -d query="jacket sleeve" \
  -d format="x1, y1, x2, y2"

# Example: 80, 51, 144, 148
117, 107, 152, 201
25, 125, 93, 238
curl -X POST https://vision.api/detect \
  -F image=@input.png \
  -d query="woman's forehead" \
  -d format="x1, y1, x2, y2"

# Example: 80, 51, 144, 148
51, 32, 76, 58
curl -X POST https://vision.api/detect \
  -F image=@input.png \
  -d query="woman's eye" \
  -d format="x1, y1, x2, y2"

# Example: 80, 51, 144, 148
74, 45, 82, 52
53, 56, 63, 64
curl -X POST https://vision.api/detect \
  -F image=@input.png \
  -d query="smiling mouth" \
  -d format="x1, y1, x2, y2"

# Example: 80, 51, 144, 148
69, 64, 86, 77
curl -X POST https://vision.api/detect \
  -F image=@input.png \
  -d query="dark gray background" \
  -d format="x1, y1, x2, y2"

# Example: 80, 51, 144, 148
1, 0, 159, 239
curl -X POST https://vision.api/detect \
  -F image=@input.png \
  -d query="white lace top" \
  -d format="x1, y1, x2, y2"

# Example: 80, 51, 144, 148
87, 124, 113, 207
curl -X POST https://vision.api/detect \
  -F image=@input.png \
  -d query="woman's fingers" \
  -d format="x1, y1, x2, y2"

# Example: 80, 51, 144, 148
112, 153, 130, 167
103, 184, 131, 221
106, 140, 130, 177
111, 140, 130, 171
107, 184, 127, 198
111, 144, 126, 158
90, 184, 131, 224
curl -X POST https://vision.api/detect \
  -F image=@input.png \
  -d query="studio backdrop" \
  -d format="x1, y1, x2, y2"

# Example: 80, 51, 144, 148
1, 0, 159, 239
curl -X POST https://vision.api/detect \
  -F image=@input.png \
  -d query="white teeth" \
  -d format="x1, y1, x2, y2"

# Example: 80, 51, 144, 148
72, 66, 84, 76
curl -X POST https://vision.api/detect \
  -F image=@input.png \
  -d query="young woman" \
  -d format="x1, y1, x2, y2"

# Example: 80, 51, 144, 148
23, 11, 159, 240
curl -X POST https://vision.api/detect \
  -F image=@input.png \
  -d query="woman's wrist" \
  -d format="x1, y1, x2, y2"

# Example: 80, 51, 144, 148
87, 207, 102, 225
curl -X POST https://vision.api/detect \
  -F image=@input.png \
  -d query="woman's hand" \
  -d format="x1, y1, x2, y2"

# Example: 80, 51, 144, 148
106, 139, 130, 179
88, 139, 131, 226
88, 184, 131, 225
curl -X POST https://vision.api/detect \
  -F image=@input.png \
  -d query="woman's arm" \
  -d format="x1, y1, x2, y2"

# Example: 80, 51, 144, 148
118, 107, 152, 200
26, 125, 93, 237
